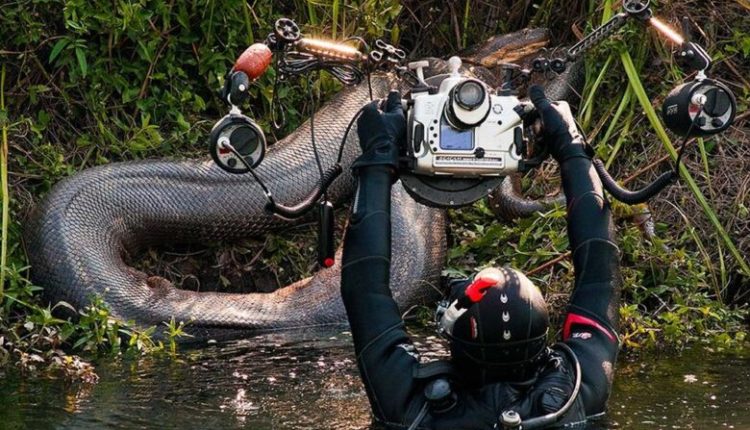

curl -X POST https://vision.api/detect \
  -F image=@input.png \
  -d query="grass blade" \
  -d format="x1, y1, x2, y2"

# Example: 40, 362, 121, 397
696, 137, 714, 198
306, 0, 318, 26
600, 85, 632, 144
1, 64, 8, 298
242, 3, 254, 44
604, 109, 634, 169
580, 55, 613, 130
462, 0, 470, 49
332, 0, 340, 39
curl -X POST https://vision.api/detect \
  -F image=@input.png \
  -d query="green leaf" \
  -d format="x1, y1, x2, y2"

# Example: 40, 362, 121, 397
122, 87, 139, 103
740, 35, 750, 57
28, 85, 50, 105
391, 24, 401, 44
52, 300, 77, 314
73, 334, 91, 350
49, 39, 69, 63
175, 112, 190, 131
75, 47, 87, 77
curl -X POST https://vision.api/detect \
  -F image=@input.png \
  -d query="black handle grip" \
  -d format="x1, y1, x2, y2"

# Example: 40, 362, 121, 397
593, 158, 678, 205
265, 164, 343, 219
229, 71, 251, 105
317, 201, 336, 268
514, 102, 538, 123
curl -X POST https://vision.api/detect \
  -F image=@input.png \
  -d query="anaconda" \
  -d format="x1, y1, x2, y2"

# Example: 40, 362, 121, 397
24, 29, 581, 340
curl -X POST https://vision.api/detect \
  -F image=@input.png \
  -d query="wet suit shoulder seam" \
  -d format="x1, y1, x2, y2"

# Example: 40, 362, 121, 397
356, 321, 405, 360
342, 255, 391, 270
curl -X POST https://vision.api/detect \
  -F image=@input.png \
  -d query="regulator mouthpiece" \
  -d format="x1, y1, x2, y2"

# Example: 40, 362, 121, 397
436, 269, 500, 337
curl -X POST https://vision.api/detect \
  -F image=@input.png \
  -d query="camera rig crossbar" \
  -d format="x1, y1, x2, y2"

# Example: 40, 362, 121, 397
529, 0, 711, 76
265, 17, 411, 86
208, 7, 738, 268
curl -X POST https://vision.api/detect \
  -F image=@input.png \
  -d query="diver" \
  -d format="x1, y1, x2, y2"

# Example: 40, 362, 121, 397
340, 86, 622, 429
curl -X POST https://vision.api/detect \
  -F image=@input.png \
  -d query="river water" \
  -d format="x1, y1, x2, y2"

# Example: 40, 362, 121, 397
1, 329, 748, 429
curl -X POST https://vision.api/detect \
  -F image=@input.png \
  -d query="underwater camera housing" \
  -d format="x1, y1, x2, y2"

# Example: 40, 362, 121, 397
401, 57, 537, 207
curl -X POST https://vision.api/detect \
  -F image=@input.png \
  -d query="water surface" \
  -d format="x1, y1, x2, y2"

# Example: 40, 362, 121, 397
1, 329, 748, 429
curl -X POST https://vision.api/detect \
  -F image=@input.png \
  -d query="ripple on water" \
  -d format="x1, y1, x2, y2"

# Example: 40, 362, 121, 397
0, 329, 748, 429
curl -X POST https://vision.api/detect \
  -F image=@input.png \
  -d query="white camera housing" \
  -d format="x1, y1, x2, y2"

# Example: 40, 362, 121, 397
406, 57, 525, 177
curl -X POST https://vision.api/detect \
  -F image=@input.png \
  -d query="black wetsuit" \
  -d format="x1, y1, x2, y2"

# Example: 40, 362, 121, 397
341, 153, 622, 428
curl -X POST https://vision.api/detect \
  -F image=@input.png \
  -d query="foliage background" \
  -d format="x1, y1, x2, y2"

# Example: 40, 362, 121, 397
1, 0, 749, 374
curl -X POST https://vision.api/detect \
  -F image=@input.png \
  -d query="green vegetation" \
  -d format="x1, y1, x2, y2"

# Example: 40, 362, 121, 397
1, 0, 749, 378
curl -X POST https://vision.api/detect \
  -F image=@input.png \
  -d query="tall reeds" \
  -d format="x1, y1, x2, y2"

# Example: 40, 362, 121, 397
1, 63, 8, 299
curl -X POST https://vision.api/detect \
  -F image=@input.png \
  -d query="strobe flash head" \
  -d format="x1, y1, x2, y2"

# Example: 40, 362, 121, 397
445, 78, 491, 130
662, 79, 736, 138
210, 113, 267, 174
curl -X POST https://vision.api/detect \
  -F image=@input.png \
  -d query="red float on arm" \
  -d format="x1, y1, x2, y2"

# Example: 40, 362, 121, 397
233, 43, 273, 80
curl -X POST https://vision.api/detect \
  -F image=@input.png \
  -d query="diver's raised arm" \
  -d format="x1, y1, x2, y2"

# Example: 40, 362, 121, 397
341, 91, 405, 352
341, 92, 424, 423
530, 85, 622, 415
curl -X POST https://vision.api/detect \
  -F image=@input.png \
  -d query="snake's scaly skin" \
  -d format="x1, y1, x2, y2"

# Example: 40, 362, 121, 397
25, 76, 449, 338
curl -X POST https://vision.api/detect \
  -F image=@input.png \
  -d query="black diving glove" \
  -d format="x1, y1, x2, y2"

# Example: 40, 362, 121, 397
352, 90, 405, 174
529, 85, 592, 163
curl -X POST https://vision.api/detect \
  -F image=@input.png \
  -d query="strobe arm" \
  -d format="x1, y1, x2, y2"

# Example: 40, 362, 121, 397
535, 0, 653, 74
592, 159, 678, 205
264, 164, 343, 219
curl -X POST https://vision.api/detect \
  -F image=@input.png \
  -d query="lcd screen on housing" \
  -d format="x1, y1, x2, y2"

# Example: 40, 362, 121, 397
440, 123, 474, 150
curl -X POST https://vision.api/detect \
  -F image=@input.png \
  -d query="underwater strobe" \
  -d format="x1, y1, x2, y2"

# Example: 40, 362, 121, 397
660, 14, 737, 138
209, 109, 267, 173
662, 78, 736, 138
525, 0, 739, 207
209, 65, 267, 173
530, 0, 738, 140
207, 17, 411, 269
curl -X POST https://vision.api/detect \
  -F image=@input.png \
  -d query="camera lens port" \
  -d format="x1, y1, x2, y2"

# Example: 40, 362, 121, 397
445, 79, 491, 130
455, 80, 485, 110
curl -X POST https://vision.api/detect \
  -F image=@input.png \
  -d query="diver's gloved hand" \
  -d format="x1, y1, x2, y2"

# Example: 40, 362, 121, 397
529, 85, 592, 163
352, 91, 405, 174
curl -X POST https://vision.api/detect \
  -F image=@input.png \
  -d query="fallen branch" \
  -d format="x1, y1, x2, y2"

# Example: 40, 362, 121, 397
528, 251, 571, 276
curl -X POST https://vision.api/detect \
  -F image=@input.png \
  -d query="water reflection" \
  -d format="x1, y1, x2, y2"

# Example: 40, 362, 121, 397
605, 350, 750, 429
0, 329, 748, 429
